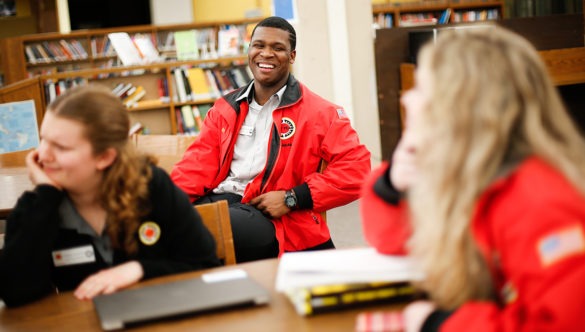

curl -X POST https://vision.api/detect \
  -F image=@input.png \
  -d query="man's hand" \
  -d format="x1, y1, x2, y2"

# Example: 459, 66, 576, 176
249, 191, 290, 219
74, 261, 144, 300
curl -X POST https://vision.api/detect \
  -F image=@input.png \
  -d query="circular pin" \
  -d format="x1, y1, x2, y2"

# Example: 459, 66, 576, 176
280, 117, 296, 140
139, 221, 161, 246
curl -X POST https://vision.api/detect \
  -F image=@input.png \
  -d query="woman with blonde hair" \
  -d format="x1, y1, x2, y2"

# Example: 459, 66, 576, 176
361, 26, 585, 331
0, 85, 219, 307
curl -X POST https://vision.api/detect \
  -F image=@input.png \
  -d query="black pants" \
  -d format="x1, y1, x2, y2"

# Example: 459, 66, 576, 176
195, 193, 335, 263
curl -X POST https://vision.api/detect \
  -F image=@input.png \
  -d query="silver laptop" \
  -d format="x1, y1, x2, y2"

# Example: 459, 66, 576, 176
93, 270, 270, 331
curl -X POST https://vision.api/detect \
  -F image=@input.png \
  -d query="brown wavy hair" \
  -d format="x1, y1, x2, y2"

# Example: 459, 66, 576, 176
408, 27, 585, 309
47, 84, 153, 254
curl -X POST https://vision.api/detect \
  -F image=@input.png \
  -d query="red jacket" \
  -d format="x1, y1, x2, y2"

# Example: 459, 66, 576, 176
172, 75, 371, 253
361, 157, 585, 331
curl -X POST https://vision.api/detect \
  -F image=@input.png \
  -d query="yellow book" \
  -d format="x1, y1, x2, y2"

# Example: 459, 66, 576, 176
285, 281, 417, 316
186, 67, 212, 100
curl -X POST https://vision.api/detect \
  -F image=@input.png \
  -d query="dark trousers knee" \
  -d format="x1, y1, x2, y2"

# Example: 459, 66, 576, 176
195, 193, 279, 263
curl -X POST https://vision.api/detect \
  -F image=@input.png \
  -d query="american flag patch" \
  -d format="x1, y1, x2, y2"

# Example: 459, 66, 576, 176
538, 225, 585, 266
336, 108, 347, 119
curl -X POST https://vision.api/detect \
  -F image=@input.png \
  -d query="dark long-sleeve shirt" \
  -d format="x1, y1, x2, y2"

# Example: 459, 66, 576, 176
0, 165, 219, 307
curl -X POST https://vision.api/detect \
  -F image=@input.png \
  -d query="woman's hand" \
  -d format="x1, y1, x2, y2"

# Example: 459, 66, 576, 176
25, 150, 60, 188
403, 300, 436, 332
390, 132, 418, 192
74, 261, 144, 300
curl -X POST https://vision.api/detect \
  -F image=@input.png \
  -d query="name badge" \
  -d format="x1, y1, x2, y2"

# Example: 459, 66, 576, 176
239, 125, 254, 136
52, 245, 96, 267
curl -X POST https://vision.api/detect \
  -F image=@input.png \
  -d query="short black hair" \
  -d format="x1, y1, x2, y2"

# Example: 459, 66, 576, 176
251, 16, 296, 51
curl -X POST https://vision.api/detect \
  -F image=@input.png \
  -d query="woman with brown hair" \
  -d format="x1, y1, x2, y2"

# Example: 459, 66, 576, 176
361, 27, 585, 331
0, 85, 219, 307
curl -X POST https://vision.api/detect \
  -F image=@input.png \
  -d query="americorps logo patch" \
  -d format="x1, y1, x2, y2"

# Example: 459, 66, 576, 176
280, 117, 296, 140
139, 221, 161, 246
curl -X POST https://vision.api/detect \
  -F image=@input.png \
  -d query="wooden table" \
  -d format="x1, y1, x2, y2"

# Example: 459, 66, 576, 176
0, 167, 32, 219
0, 259, 401, 331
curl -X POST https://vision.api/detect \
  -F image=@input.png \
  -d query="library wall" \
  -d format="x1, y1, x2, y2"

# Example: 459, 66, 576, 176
294, 0, 382, 163
151, 0, 193, 25
192, 0, 271, 22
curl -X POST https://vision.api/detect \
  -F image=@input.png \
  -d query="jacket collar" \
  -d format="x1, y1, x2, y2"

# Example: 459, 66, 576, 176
224, 74, 301, 113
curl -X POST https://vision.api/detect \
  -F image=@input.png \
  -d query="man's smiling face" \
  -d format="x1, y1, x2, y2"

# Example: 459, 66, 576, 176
248, 26, 296, 90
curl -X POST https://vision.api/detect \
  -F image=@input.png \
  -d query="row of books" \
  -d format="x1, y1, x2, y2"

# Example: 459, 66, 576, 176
175, 104, 212, 135
451, 9, 499, 22
41, 63, 247, 108
398, 9, 452, 27
90, 36, 118, 58
399, 13, 439, 27
24, 40, 89, 64
160, 24, 254, 61
171, 65, 252, 103
44, 78, 88, 104
373, 13, 394, 29
111, 83, 147, 108
44, 79, 149, 108
24, 23, 255, 67
377, 7, 499, 29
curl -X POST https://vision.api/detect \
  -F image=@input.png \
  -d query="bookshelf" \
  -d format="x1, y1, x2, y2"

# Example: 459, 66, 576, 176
0, 19, 261, 135
38, 59, 251, 135
0, 18, 260, 85
373, 0, 505, 28
374, 14, 585, 159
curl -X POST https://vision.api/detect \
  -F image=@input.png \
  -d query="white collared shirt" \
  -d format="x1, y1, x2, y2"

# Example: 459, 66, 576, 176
213, 84, 287, 195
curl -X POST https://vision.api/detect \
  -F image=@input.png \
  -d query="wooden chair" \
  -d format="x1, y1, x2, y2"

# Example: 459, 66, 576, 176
194, 200, 236, 266
133, 135, 196, 173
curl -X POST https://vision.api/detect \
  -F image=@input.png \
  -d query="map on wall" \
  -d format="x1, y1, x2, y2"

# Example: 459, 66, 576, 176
0, 100, 39, 153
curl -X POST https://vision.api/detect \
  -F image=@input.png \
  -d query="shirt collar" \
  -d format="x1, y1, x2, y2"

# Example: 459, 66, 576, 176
236, 81, 287, 105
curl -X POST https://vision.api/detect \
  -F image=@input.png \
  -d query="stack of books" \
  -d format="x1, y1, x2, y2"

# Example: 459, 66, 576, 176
275, 247, 423, 316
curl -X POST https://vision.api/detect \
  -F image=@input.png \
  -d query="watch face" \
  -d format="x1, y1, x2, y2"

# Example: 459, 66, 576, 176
285, 192, 296, 208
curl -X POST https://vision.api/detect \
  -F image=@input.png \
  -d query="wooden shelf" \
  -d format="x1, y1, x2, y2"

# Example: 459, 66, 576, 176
373, 0, 504, 28
0, 19, 260, 85
0, 19, 261, 135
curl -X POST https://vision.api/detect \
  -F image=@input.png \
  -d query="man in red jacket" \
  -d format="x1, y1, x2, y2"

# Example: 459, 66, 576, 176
171, 16, 371, 263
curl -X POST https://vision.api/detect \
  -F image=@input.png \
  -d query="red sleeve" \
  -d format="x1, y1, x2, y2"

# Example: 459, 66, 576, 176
306, 114, 371, 212
443, 189, 585, 332
360, 162, 411, 255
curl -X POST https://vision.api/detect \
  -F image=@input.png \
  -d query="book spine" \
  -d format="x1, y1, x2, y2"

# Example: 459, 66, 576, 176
181, 68, 194, 101
192, 105, 203, 132
173, 69, 189, 102
180, 105, 197, 135
175, 108, 185, 134
203, 69, 221, 98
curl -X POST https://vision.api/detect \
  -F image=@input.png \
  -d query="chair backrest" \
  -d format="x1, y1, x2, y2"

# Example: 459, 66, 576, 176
194, 200, 236, 265
133, 135, 196, 173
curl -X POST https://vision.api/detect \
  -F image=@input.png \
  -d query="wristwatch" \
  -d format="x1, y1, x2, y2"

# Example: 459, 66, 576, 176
284, 190, 298, 209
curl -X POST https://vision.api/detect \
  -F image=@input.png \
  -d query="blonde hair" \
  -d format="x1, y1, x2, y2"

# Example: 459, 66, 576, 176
408, 27, 585, 309
48, 85, 153, 254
